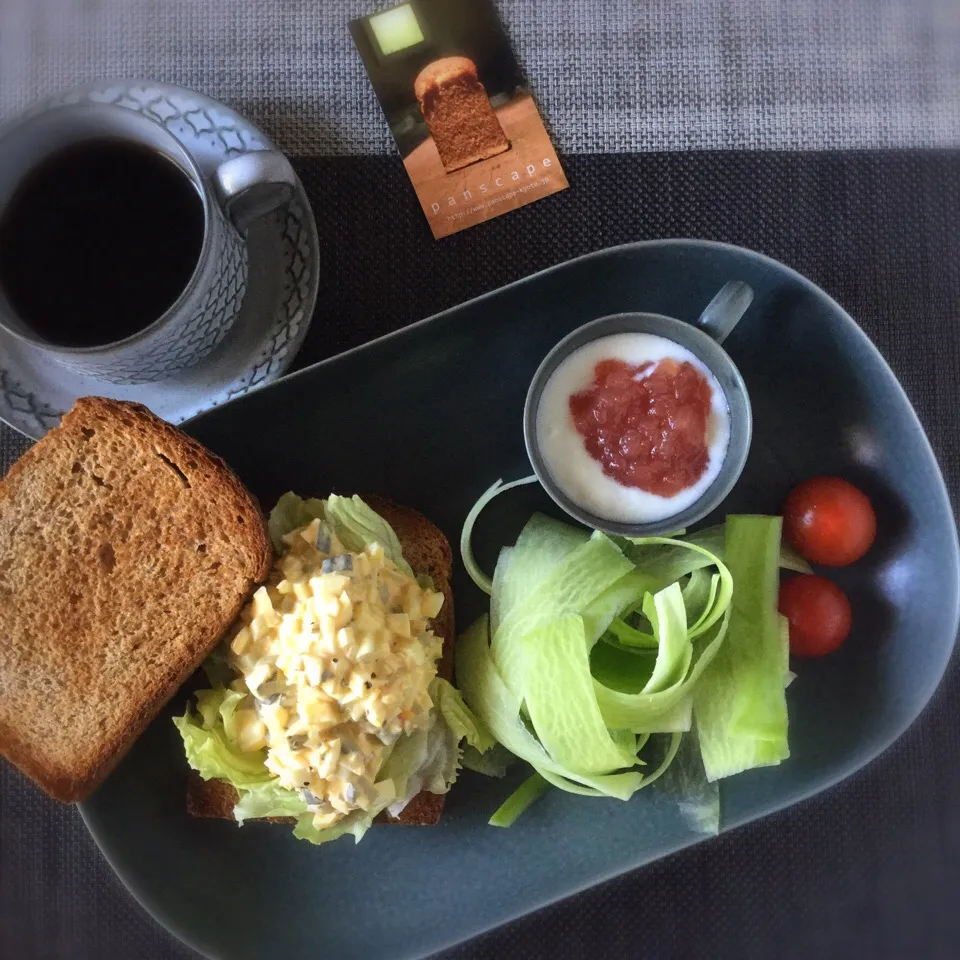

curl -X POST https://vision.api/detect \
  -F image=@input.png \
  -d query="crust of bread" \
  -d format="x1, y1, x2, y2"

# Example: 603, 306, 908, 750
0, 397, 272, 803
186, 496, 454, 828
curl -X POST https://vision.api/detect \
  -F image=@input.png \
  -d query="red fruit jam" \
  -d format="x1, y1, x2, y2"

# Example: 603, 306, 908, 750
568, 357, 714, 496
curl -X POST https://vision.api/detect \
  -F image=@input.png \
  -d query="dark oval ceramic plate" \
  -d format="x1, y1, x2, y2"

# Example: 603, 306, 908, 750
80, 240, 959, 960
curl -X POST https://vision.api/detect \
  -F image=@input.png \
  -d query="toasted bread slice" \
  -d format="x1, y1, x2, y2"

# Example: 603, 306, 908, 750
0, 397, 272, 802
186, 496, 454, 828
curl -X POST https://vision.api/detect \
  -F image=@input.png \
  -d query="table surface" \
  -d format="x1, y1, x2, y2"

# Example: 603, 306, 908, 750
2, 2, 960, 959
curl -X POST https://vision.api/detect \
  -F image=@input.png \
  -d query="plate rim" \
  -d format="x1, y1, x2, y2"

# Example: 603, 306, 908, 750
80, 237, 960, 960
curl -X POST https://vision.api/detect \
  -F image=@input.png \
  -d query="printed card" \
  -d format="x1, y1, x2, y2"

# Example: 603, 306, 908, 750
350, 0, 568, 238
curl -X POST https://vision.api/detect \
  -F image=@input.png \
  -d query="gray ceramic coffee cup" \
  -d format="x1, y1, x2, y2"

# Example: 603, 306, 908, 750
0, 100, 297, 384
524, 281, 754, 537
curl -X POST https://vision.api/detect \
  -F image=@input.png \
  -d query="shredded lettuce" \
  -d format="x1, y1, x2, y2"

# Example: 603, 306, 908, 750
460, 475, 540, 594
457, 505, 790, 827
457, 615, 647, 799
685, 524, 813, 575
489, 773, 550, 827
492, 533, 636, 697
519, 615, 639, 774
693, 516, 790, 781
651, 721, 719, 835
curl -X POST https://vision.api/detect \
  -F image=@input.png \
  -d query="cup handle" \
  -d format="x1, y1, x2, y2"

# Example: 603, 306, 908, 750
695, 281, 754, 343
213, 150, 297, 232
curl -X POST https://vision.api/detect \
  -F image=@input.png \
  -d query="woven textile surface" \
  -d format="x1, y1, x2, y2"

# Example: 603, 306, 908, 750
1, 0, 958, 153
2, 1, 960, 958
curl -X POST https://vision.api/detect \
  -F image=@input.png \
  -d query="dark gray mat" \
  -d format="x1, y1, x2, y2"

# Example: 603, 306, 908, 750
2, 150, 959, 960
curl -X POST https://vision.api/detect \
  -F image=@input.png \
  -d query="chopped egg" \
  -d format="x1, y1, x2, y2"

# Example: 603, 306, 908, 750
225, 521, 444, 830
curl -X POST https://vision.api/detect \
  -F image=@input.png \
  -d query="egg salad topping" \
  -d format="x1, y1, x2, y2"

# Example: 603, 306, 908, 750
226, 518, 444, 830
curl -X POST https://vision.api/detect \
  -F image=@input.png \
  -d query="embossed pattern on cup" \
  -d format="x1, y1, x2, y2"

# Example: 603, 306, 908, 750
0, 86, 297, 385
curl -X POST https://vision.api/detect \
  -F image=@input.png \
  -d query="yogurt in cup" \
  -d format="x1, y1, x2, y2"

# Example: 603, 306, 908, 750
524, 282, 754, 537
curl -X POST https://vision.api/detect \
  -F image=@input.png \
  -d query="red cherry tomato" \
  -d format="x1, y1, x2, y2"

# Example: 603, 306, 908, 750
779, 575, 852, 657
783, 476, 876, 566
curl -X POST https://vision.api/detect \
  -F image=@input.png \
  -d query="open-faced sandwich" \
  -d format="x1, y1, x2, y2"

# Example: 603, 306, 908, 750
176, 492, 493, 844
0, 397, 493, 844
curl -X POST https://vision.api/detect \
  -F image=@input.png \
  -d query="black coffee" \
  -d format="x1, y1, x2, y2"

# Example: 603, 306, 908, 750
0, 138, 205, 348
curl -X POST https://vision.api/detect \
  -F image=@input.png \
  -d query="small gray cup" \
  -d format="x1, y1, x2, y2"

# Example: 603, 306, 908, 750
0, 100, 297, 384
524, 282, 755, 537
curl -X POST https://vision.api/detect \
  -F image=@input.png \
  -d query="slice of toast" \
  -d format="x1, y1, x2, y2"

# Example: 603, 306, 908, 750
185, 496, 455, 828
0, 397, 272, 802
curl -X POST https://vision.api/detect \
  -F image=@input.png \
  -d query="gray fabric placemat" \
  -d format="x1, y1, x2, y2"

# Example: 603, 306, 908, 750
2, 0, 959, 154
2, 149, 960, 960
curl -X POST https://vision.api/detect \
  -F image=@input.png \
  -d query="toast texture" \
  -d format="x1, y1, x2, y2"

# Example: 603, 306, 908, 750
186, 496, 454, 828
0, 397, 272, 802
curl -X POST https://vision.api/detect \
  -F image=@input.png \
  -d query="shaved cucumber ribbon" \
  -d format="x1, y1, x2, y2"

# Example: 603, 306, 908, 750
693, 516, 791, 781
489, 773, 550, 827
686, 523, 812, 575
458, 511, 735, 796
588, 537, 733, 732
458, 616, 648, 799
460, 475, 540, 595
493, 534, 638, 697
458, 480, 791, 825
520, 615, 639, 774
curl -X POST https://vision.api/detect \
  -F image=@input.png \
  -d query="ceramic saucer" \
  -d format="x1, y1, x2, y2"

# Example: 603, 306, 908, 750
0, 81, 319, 440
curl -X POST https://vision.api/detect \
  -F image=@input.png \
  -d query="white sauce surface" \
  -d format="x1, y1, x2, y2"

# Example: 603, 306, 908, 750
536, 332, 730, 523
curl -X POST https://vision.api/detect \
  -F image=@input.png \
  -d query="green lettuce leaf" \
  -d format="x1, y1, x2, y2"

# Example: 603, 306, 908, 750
378, 712, 461, 818
267, 492, 326, 550
324, 494, 413, 576
292, 782, 396, 846
173, 694, 272, 788
267, 492, 413, 578
433, 677, 496, 752
461, 742, 515, 777
293, 811, 373, 846
233, 780, 308, 823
